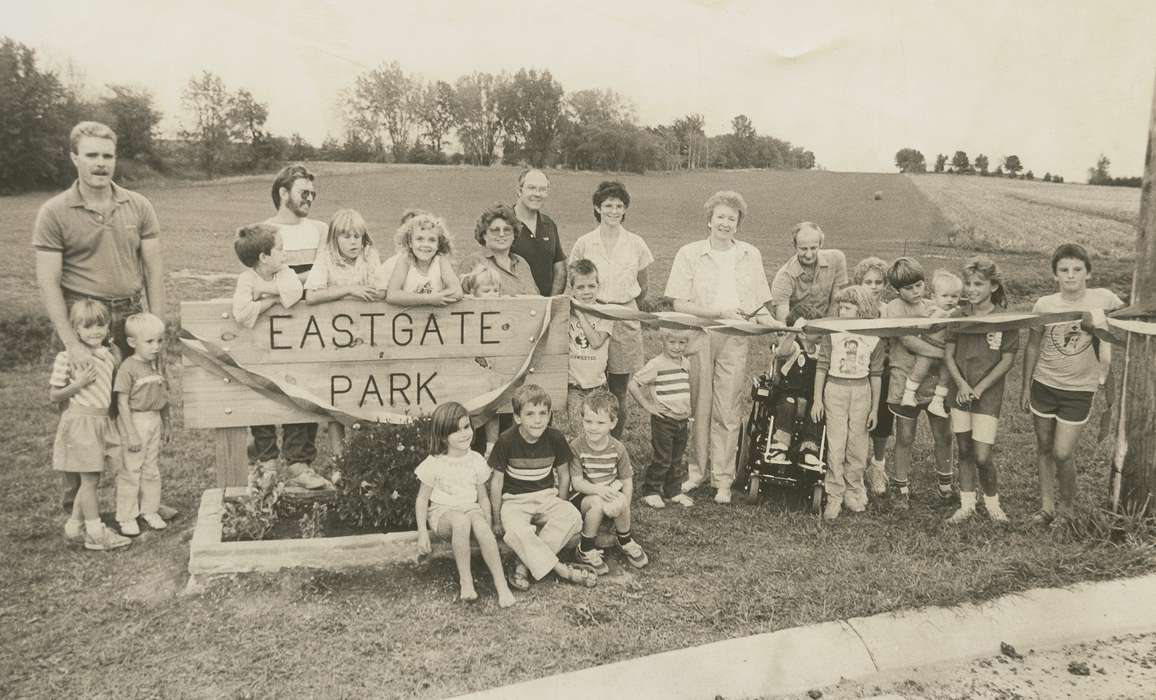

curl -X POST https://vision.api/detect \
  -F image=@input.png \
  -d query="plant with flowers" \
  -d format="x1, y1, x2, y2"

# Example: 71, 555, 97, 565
332, 415, 433, 532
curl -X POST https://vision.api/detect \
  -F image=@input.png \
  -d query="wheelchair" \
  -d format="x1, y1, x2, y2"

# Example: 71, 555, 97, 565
733, 358, 827, 512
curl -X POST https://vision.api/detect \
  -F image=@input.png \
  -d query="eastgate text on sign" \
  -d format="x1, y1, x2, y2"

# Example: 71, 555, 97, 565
180, 297, 568, 430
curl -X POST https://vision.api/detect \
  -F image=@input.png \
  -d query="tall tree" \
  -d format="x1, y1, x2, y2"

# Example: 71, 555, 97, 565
934, 153, 948, 173
0, 37, 73, 192
351, 61, 418, 162
415, 80, 455, 154
731, 114, 757, 141
567, 88, 635, 126
180, 71, 232, 178
951, 150, 971, 173
451, 72, 507, 166
497, 68, 564, 167
672, 114, 706, 169
101, 84, 162, 161
894, 148, 926, 173
1002, 154, 1023, 177
974, 153, 990, 176
1088, 154, 1112, 185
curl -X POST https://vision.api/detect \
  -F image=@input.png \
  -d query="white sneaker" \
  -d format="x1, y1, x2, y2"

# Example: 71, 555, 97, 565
641, 494, 666, 509
680, 478, 702, 494
900, 390, 917, 407
714, 487, 732, 505
670, 493, 695, 507
948, 506, 975, 524
141, 512, 168, 530
823, 498, 842, 521
118, 519, 141, 537
64, 519, 84, 542
85, 525, 132, 551
927, 397, 949, 418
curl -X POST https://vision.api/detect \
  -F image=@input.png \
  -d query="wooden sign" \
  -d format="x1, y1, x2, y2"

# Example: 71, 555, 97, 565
181, 296, 569, 429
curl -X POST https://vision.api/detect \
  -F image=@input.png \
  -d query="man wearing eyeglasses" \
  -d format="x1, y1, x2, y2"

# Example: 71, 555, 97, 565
511, 168, 566, 296
250, 164, 332, 490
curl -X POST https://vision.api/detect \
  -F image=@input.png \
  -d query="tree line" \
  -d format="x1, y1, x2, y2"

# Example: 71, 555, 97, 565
894, 148, 1065, 183
0, 37, 817, 194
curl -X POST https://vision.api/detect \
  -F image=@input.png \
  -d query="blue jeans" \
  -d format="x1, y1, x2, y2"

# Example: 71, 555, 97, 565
643, 414, 689, 498
249, 423, 318, 464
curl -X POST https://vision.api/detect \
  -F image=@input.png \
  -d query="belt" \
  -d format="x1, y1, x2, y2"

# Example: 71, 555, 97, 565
63, 289, 142, 309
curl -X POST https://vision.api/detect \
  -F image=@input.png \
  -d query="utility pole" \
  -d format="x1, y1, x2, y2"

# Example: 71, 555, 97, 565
1115, 72, 1156, 515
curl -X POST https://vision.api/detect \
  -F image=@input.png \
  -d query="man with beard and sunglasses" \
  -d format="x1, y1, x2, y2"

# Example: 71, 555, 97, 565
248, 164, 333, 490
33, 121, 173, 537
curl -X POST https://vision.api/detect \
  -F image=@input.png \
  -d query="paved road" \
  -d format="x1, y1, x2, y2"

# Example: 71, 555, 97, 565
785, 632, 1156, 700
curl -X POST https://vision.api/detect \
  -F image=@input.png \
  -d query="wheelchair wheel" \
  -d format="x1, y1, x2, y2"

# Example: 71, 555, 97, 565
744, 475, 761, 505
809, 483, 824, 514
733, 420, 751, 490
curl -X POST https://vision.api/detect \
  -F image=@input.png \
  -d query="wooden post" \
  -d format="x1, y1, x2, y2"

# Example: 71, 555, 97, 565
1115, 72, 1156, 514
215, 427, 250, 488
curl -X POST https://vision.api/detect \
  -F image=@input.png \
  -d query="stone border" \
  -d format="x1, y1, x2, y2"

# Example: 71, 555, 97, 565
189, 488, 420, 575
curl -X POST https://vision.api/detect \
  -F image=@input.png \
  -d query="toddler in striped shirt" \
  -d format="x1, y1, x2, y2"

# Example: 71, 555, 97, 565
630, 328, 695, 510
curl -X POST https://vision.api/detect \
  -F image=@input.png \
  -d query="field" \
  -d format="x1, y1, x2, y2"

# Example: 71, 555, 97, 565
909, 174, 1142, 260
1, 165, 1151, 698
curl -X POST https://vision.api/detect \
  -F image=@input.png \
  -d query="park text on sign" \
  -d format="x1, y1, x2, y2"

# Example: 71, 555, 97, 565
180, 297, 568, 429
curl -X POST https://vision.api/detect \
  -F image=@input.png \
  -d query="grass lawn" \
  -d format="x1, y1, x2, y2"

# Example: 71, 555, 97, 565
1, 165, 1151, 698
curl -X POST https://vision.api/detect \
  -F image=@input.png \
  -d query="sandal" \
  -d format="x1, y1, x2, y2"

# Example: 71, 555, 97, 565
556, 563, 598, 588
510, 563, 531, 591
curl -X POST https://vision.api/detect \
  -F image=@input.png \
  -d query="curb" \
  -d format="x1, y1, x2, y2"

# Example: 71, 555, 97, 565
459, 572, 1156, 699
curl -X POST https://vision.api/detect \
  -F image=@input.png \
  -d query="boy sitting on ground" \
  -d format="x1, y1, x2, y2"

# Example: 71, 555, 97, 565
568, 390, 648, 572
489, 384, 597, 590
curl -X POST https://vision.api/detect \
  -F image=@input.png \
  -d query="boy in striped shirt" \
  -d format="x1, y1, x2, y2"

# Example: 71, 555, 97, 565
568, 390, 648, 573
630, 328, 696, 509
489, 384, 597, 590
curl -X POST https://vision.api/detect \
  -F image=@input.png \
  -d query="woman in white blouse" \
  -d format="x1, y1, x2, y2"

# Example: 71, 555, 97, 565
569, 181, 654, 439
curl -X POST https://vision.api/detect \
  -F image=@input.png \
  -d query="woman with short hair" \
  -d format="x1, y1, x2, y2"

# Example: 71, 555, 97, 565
459, 204, 539, 296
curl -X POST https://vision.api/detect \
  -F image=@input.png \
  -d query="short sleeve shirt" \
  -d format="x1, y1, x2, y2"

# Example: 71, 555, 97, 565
113, 354, 170, 412
568, 434, 632, 486
770, 249, 849, 321
232, 267, 304, 329
568, 310, 613, 388
633, 353, 692, 418
415, 452, 491, 507
944, 305, 1020, 416
489, 426, 572, 495
665, 239, 773, 315
818, 332, 884, 380
512, 211, 565, 296
32, 181, 160, 298
305, 247, 387, 290
264, 218, 326, 273
569, 227, 654, 304
1032, 289, 1124, 392
882, 297, 937, 404
458, 250, 539, 296
50, 348, 117, 410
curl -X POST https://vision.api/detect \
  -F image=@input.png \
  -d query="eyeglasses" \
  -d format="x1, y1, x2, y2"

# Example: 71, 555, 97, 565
523, 185, 548, 194
298, 190, 317, 200
486, 227, 515, 237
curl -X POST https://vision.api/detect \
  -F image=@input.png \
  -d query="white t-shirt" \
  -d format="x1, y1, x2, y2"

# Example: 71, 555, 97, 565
264, 218, 326, 252
414, 451, 491, 507
568, 310, 613, 388
1032, 288, 1123, 392
708, 245, 740, 310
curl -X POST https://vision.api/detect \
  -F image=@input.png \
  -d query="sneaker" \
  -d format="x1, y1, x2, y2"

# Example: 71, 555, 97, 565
900, 390, 917, 407
670, 493, 695, 507
620, 539, 649, 569
85, 525, 132, 551
141, 512, 168, 530
63, 519, 84, 543
286, 463, 332, 490
845, 498, 867, 513
714, 487, 732, 505
948, 506, 975, 524
823, 498, 842, 521
891, 488, 910, 511
927, 397, 949, 418
641, 494, 666, 509
1031, 509, 1055, 525
800, 450, 823, 471
680, 477, 702, 494
329, 470, 343, 486
768, 442, 791, 465
118, 519, 141, 537
575, 546, 609, 575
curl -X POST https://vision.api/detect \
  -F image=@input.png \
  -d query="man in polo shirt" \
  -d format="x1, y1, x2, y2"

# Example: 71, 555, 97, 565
33, 121, 168, 525
511, 168, 566, 296
252, 164, 331, 490
770, 221, 848, 323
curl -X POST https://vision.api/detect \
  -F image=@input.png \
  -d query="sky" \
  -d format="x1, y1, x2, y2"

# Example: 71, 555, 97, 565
8, 0, 1156, 178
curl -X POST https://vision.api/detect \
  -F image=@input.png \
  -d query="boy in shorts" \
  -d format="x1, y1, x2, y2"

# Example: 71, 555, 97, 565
565, 259, 613, 432
489, 384, 597, 590
568, 390, 649, 573
1021, 243, 1122, 524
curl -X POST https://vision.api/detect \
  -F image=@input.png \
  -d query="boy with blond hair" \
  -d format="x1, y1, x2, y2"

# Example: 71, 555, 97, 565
630, 327, 695, 509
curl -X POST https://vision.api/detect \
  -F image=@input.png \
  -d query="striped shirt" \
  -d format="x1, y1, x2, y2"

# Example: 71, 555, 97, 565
633, 354, 692, 418
489, 426, 573, 495
50, 348, 117, 410
568, 434, 631, 486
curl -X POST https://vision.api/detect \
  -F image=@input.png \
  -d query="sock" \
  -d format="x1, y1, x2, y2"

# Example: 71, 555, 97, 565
84, 518, 103, 534
933, 385, 949, 398
958, 491, 977, 511
579, 535, 596, 552
616, 530, 632, 546
904, 378, 919, 392
983, 494, 1002, 510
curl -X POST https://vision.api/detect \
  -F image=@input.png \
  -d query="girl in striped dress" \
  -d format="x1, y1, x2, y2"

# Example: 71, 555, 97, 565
50, 300, 132, 551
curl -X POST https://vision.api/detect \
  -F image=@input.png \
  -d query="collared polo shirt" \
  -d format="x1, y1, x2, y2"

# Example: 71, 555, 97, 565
32, 181, 160, 299
770, 248, 848, 320
459, 249, 540, 296
512, 210, 564, 296
664, 239, 773, 314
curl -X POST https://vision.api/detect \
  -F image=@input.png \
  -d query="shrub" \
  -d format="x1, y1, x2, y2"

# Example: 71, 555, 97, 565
221, 460, 328, 541
332, 416, 432, 533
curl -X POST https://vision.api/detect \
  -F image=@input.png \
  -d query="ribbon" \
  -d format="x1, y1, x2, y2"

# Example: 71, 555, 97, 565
179, 296, 560, 426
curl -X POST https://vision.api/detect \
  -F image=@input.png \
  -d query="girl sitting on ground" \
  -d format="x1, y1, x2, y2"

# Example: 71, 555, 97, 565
415, 402, 516, 607
386, 212, 463, 307
944, 256, 1017, 524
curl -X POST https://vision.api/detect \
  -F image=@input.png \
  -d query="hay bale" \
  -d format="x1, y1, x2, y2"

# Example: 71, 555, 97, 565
873, 190, 883, 201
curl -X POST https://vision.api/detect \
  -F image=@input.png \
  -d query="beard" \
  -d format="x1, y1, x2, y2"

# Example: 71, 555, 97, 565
286, 195, 311, 218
